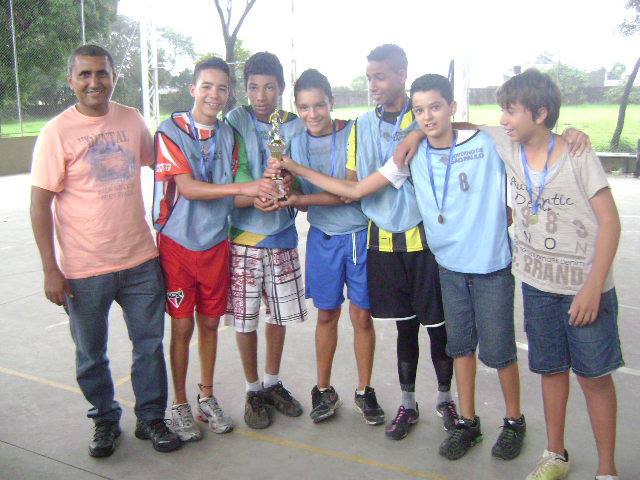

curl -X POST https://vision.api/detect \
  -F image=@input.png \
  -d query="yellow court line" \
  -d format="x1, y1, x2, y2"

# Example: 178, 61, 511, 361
0, 365, 134, 408
114, 325, 230, 387
1, 363, 447, 480
236, 429, 448, 480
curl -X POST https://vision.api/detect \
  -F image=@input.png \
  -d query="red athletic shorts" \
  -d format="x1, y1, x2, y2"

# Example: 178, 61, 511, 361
158, 233, 230, 319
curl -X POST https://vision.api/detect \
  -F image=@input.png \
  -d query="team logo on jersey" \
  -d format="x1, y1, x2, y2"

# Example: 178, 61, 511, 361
166, 289, 184, 309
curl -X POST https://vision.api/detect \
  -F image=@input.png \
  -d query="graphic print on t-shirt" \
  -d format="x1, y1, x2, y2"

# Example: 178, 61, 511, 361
509, 173, 590, 289
79, 130, 136, 198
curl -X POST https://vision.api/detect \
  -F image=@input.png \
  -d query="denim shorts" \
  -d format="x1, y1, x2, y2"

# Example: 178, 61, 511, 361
522, 283, 624, 378
438, 265, 517, 369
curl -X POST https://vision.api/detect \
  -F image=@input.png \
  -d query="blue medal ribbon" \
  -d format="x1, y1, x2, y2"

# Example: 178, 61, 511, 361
250, 109, 270, 169
188, 111, 217, 183
425, 132, 457, 224
520, 134, 555, 216
305, 120, 337, 177
377, 99, 411, 167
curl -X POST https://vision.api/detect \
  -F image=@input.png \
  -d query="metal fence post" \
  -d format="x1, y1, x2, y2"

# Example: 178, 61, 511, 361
8, 0, 23, 136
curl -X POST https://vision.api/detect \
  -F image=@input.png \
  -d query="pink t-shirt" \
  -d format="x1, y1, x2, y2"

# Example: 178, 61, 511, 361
31, 102, 158, 279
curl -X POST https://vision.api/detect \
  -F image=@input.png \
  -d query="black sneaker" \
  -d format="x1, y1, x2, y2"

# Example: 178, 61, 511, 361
89, 421, 121, 458
354, 386, 385, 425
244, 391, 272, 429
436, 400, 458, 431
262, 381, 303, 417
310, 386, 342, 423
491, 415, 526, 460
134, 418, 181, 452
438, 415, 483, 460
385, 405, 419, 440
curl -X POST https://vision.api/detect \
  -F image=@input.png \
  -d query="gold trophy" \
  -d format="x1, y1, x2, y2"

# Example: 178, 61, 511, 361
267, 110, 288, 201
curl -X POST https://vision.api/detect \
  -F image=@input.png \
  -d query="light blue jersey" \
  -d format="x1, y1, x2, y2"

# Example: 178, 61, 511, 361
352, 108, 422, 233
381, 130, 512, 274
225, 106, 305, 238
292, 120, 368, 235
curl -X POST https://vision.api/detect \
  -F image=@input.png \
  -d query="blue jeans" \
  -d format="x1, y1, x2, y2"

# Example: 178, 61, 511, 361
438, 265, 517, 369
66, 258, 168, 423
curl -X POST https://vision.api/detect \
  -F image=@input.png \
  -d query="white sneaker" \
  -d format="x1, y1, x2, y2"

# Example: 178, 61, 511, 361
525, 449, 570, 480
170, 402, 202, 442
197, 394, 234, 434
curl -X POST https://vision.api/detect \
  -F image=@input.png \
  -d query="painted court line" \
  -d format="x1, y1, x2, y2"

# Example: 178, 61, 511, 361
45, 320, 69, 330
516, 343, 640, 377
0, 364, 447, 480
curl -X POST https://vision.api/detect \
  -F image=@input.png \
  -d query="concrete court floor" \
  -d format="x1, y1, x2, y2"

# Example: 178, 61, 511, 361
0, 171, 638, 480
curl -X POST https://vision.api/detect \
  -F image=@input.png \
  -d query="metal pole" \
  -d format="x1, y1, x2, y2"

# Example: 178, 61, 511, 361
8, 0, 23, 135
139, 19, 151, 126
80, 0, 86, 44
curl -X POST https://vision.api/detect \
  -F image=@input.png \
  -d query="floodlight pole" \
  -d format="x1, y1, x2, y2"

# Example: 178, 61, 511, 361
80, 0, 86, 44
8, 0, 23, 135
139, 10, 160, 129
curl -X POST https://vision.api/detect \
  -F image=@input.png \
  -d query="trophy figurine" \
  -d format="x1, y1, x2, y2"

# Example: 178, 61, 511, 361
267, 110, 288, 201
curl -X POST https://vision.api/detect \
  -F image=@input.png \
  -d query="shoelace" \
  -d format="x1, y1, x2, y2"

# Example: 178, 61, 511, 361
201, 397, 223, 416
174, 404, 194, 427
93, 423, 114, 440
273, 383, 294, 401
496, 424, 519, 447
530, 454, 564, 476
248, 394, 266, 410
442, 401, 457, 419
149, 419, 172, 436
364, 389, 380, 410
392, 407, 407, 425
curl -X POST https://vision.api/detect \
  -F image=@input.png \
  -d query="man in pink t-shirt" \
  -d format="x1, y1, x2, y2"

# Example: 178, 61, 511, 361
30, 45, 180, 457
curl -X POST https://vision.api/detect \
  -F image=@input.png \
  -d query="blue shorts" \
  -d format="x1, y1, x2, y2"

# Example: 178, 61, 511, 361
438, 265, 517, 369
305, 226, 370, 310
522, 283, 624, 378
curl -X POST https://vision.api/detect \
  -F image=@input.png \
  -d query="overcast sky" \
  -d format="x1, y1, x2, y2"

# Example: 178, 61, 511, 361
119, 0, 638, 90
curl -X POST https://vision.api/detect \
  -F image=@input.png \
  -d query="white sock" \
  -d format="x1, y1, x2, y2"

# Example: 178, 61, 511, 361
401, 391, 416, 410
437, 389, 452, 406
595, 476, 618, 480
263, 373, 280, 389
245, 380, 262, 393
355, 388, 366, 396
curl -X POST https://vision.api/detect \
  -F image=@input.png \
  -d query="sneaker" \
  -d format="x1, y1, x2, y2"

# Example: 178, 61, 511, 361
309, 386, 342, 423
492, 415, 526, 460
438, 415, 483, 460
354, 386, 385, 425
244, 391, 272, 429
525, 450, 570, 480
435, 400, 458, 432
135, 418, 182, 452
88, 420, 121, 457
385, 404, 419, 440
197, 394, 234, 434
262, 381, 303, 417
169, 403, 202, 442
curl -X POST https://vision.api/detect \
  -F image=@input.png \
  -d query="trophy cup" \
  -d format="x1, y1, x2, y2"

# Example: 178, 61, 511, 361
267, 110, 288, 201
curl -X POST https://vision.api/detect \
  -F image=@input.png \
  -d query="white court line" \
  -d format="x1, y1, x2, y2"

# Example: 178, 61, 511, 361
619, 215, 640, 219
45, 320, 69, 330
516, 342, 640, 377
620, 304, 640, 311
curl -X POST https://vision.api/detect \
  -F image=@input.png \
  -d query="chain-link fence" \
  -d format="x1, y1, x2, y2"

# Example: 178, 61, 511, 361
1, 0, 244, 138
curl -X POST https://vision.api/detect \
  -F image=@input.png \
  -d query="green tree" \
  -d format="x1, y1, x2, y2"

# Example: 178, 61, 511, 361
546, 63, 590, 104
350, 75, 367, 91
611, 0, 640, 150
608, 62, 627, 80
0, 0, 117, 115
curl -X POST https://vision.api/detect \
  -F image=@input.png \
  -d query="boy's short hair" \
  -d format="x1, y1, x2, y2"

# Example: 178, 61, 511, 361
410, 74, 453, 104
193, 56, 230, 84
67, 44, 115, 75
243, 52, 285, 91
497, 68, 561, 128
294, 69, 333, 102
366, 44, 408, 73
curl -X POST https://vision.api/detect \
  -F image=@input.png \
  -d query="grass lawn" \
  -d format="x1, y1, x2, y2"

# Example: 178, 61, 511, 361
3, 104, 638, 153
334, 103, 640, 153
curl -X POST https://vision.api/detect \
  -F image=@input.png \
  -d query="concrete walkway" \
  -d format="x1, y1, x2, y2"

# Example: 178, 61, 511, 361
0, 172, 638, 480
